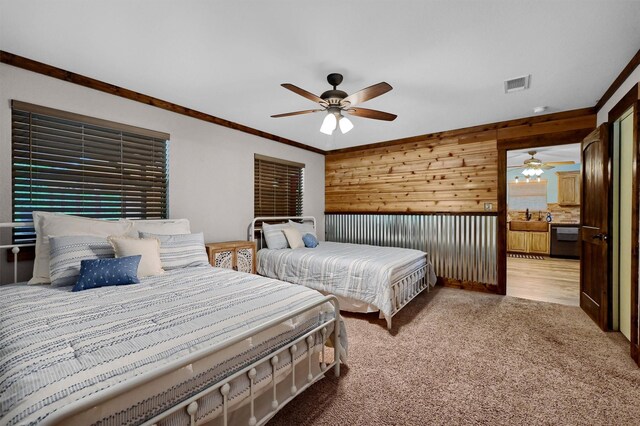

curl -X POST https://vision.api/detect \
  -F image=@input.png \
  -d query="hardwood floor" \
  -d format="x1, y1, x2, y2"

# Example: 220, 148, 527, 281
507, 256, 580, 306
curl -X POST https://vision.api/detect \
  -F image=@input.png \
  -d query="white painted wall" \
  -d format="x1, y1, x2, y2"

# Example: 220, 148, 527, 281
0, 63, 325, 244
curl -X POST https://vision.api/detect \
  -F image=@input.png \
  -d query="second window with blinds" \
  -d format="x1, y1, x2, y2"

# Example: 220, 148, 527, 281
254, 154, 304, 217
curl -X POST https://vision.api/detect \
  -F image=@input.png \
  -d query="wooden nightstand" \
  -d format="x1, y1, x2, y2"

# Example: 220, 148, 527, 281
205, 241, 256, 274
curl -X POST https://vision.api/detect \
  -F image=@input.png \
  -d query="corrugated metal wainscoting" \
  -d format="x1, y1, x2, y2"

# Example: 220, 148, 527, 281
325, 213, 497, 286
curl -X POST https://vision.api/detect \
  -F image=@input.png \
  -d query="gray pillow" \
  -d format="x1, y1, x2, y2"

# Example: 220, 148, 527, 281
49, 235, 114, 287
139, 232, 210, 270
262, 222, 289, 249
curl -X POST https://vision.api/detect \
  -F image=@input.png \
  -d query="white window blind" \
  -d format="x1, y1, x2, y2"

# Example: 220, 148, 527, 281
11, 100, 169, 243
254, 154, 304, 217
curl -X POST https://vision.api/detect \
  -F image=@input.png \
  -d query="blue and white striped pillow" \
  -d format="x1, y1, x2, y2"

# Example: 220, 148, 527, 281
139, 232, 210, 270
49, 235, 115, 287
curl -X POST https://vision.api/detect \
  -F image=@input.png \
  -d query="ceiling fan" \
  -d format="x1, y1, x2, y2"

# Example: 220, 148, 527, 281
508, 151, 575, 171
509, 151, 575, 181
271, 73, 397, 135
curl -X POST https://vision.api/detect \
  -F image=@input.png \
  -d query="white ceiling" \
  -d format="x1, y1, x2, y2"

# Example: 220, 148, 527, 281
1, 1, 640, 151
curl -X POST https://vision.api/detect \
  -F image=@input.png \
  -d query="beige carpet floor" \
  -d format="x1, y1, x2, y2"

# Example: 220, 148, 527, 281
269, 287, 640, 425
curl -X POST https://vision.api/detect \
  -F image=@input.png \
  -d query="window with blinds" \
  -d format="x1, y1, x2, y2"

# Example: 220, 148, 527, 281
254, 154, 304, 217
11, 100, 169, 243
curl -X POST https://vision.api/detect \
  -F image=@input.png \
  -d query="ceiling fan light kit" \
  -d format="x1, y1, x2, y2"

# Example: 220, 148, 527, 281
272, 73, 397, 135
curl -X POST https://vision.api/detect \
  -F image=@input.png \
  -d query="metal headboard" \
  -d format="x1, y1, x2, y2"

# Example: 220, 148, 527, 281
249, 216, 316, 250
0, 222, 35, 284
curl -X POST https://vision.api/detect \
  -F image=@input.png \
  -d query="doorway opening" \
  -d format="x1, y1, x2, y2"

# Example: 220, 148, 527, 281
505, 144, 581, 306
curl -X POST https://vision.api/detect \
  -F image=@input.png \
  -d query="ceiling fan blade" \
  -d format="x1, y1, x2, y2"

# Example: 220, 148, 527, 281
545, 161, 575, 166
347, 107, 397, 121
341, 82, 392, 107
281, 84, 328, 106
271, 109, 323, 118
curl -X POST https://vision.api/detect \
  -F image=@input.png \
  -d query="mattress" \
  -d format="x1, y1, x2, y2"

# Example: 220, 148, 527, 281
0, 266, 346, 426
257, 241, 437, 318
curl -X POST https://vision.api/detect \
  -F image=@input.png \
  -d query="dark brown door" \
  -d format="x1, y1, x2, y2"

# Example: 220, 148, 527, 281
580, 124, 610, 330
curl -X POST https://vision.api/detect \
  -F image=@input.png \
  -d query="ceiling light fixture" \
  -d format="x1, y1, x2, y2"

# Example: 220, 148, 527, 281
522, 167, 544, 177
320, 112, 337, 135
339, 115, 353, 133
533, 106, 548, 114
320, 107, 354, 135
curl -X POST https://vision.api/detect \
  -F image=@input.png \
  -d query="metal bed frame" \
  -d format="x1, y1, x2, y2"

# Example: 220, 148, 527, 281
250, 216, 430, 330
0, 222, 341, 426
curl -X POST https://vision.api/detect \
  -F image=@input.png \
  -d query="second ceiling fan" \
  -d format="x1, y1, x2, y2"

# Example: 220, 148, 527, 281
271, 73, 397, 135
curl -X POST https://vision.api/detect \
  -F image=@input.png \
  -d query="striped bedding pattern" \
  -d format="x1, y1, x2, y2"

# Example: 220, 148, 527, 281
48, 235, 114, 287
0, 266, 345, 425
257, 241, 437, 319
138, 231, 210, 270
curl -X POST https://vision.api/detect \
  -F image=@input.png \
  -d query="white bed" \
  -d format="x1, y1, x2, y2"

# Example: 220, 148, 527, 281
251, 217, 437, 329
0, 220, 346, 426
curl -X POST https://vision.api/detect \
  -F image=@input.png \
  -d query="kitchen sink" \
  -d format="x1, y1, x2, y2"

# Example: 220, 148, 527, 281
509, 221, 549, 232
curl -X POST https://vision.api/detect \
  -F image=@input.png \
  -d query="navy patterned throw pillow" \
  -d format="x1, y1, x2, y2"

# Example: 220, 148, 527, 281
72, 255, 141, 292
302, 233, 319, 248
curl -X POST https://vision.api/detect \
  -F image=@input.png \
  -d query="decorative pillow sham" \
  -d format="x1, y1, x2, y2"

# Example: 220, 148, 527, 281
138, 231, 209, 270
262, 222, 289, 249
302, 233, 319, 248
120, 218, 191, 237
30, 211, 132, 285
72, 255, 141, 292
288, 220, 317, 238
108, 235, 164, 277
283, 227, 305, 249
49, 235, 114, 287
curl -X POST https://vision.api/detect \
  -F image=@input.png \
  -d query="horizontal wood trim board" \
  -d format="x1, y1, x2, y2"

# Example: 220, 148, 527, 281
0, 51, 325, 155
596, 48, 640, 112
495, 115, 595, 140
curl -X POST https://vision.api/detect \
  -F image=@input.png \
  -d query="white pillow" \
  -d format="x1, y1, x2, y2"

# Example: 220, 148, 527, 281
262, 222, 289, 249
283, 227, 304, 249
121, 218, 191, 237
108, 235, 164, 277
30, 212, 132, 285
288, 220, 317, 238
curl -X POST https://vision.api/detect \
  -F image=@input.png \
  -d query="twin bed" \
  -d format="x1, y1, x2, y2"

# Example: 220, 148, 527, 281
1, 214, 437, 425
250, 217, 437, 329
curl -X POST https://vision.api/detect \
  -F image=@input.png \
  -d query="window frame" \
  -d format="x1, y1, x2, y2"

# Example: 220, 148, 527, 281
254, 154, 304, 218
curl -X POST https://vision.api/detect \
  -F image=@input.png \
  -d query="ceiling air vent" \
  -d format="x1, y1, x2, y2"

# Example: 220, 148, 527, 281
504, 75, 531, 93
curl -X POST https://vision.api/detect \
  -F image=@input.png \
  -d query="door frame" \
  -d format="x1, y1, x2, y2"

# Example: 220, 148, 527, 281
608, 83, 640, 364
497, 130, 593, 295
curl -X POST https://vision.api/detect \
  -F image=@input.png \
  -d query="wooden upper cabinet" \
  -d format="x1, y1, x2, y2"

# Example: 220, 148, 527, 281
557, 171, 581, 206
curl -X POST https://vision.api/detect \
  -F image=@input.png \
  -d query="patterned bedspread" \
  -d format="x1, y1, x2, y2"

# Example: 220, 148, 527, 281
257, 241, 437, 318
0, 266, 346, 425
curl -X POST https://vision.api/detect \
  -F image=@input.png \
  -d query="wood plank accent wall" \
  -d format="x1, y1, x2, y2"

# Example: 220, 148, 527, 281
326, 109, 596, 214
